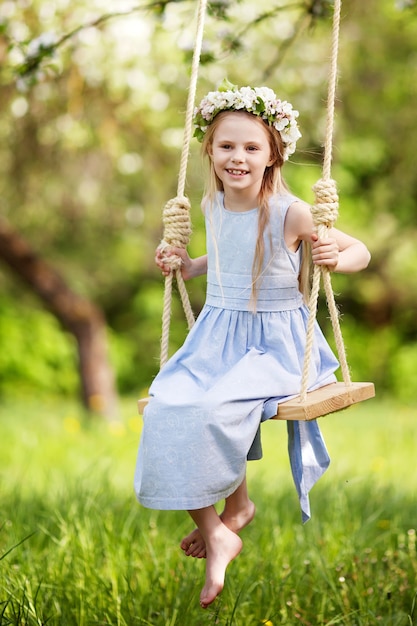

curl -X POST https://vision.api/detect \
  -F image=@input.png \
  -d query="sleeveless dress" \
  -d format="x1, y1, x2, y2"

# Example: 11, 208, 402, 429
134, 192, 339, 522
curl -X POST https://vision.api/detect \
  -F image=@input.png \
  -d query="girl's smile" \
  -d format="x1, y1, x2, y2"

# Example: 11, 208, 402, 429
227, 168, 249, 177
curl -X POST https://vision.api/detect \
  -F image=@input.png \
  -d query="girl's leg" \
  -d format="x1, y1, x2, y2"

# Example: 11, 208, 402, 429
221, 475, 256, 530
188, 505, 242, 608
181, 475, 255, 558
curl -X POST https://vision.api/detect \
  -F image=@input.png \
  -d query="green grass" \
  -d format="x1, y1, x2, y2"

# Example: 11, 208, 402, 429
0, 397, 416, 625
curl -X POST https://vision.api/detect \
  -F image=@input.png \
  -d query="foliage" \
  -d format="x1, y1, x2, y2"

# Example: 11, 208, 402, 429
0, 397, 416, 624
0, 0, 417, 402
0, 296, 78, 396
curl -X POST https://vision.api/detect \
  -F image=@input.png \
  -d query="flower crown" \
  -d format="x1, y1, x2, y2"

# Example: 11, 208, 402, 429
193, 79, 302, 161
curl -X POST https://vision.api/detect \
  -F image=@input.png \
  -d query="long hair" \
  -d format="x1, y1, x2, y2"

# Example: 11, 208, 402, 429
201, 111, 311, 307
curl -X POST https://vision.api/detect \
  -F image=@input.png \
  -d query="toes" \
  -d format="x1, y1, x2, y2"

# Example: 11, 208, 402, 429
200, 583, 223, 609
181, 529, 206, 558
186, 541, 206, 557
180, 539, 189, 552
196, 548, 207, 559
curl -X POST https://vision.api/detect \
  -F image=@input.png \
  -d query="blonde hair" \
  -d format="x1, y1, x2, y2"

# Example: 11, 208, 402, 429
201, 110, 311, 307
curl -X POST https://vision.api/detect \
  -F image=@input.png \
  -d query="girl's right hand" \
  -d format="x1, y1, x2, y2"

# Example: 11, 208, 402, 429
155, 246, 194, 280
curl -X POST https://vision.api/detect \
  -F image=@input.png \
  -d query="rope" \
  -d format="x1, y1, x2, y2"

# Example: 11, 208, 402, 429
299, 0, 352, 402
158, 0, 208, 368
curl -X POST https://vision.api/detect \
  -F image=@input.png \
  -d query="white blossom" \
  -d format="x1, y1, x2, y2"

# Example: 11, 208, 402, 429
27, 32, 57, 59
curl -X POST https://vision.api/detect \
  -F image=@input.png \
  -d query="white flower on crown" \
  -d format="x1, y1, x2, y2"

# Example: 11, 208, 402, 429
193, 80, 301, 160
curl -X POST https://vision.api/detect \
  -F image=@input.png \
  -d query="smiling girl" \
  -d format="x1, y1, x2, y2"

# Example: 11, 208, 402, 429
134, 83, 370, 609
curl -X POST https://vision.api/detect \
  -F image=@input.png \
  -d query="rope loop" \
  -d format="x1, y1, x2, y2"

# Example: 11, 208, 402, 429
311, 178, 339, 229
158, 195, 192, 271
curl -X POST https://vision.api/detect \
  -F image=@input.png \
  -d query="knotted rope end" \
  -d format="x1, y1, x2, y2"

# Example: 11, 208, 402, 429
158, 195, 193, 271
311, 178, 339, 229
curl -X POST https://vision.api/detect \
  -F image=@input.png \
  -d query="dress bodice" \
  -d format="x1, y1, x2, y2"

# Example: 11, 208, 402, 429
205, 192, 304, 311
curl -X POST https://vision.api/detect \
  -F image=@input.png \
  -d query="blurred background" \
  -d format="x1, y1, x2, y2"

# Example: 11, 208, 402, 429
1, 0, 416, 418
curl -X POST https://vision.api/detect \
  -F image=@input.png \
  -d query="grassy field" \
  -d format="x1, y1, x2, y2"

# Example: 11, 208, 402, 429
0, 396, 415, 625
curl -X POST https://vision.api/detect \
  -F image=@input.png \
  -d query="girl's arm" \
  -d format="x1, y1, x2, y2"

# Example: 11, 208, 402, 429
285, 200, 371, 273
155, 247, 208, 280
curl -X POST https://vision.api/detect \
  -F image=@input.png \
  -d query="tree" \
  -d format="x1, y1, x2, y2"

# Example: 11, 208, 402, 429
0, 217, 117, 416
0, 0, 339, 413
0, 0, 416, 407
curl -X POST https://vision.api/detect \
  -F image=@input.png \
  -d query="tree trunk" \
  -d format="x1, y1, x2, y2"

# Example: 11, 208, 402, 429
0, 217, 118, 419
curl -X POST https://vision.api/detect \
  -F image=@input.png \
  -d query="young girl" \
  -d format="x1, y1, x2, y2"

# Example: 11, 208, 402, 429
134, 83, 371, 609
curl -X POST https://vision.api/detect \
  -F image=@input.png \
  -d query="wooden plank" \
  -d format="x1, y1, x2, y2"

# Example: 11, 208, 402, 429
137, 381, 375, 421
273, 381, 375, 421
138, 397, 150, 414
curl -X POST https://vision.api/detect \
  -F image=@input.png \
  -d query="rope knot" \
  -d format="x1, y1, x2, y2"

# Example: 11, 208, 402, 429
158, 195, 192, 271
311, 178, 339, 228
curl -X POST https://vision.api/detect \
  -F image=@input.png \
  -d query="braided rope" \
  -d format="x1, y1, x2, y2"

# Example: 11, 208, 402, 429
299, 0, 352, 402
158, 0, 208, 368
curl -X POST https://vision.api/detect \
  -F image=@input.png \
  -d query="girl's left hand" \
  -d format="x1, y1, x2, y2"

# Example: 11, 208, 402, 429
311, 233, 339, 270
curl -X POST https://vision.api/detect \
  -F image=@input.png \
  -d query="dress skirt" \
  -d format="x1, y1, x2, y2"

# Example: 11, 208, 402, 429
134, 302, 338, 522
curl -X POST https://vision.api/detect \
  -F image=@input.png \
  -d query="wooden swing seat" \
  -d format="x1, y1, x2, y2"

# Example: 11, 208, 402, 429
137, 397, 149, 415
274, 381, 375, 421
137, 381, 374, 421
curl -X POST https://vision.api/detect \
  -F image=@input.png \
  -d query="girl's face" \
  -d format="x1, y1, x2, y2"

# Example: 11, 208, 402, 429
208, 112, 275, 204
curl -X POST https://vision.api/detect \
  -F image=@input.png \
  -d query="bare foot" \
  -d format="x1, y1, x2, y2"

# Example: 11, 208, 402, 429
199, 524, 242, 609
181, 500, 255, 558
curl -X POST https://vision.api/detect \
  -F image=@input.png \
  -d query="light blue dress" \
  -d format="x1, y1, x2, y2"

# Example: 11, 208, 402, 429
134, 192, 339, 522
